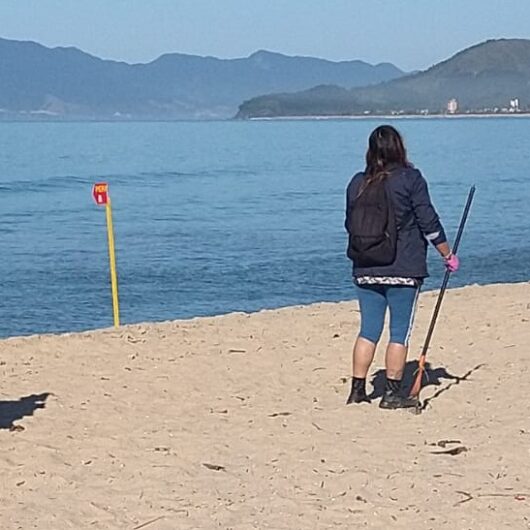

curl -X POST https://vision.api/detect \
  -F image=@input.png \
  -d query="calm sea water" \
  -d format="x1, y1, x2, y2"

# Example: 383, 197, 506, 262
0, 118, 529, 337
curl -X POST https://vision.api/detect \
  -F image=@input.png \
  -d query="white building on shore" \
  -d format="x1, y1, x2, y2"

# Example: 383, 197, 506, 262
447, 98, 458, 114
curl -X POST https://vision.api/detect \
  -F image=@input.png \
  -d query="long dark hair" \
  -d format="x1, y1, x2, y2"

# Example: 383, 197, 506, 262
362, 125, 410, 191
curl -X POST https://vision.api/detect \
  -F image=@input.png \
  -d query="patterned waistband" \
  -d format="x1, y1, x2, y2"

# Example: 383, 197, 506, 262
355, 276, 420, 287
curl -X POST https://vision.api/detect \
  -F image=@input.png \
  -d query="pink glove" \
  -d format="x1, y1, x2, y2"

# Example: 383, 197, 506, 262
444, 253, 460, 273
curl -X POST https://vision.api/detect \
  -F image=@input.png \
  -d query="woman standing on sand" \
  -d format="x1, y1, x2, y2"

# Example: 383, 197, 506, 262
344, 125, 459, 409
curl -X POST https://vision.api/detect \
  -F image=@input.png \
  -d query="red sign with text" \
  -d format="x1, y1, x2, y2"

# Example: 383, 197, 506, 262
92, 182, 109, 205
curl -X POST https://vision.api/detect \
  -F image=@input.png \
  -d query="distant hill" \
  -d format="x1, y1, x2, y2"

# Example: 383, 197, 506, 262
236, 39, 530, 118
0, 38, 404, 120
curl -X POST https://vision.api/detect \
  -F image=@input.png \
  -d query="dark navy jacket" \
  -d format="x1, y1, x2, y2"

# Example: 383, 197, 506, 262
345, 165, 447, 279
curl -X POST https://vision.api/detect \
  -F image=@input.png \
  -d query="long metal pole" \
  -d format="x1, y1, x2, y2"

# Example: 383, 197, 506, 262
409, 185, 475, 398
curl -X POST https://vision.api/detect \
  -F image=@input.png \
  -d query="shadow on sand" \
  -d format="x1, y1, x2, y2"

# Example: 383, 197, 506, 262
0, 393, 50, 430
369, 361, 485, 410
369, 361, 458, 399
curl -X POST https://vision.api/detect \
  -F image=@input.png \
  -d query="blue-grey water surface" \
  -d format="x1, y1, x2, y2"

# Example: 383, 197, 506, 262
0, 118, 529, 337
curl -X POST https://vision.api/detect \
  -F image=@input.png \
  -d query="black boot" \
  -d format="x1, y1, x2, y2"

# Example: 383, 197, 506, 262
379, 378, 418, 409
346, 377, 371, 405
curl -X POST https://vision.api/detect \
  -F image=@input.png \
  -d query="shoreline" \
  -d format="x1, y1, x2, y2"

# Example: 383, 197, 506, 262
248, 112, 530, 121
1, 280, 527, 342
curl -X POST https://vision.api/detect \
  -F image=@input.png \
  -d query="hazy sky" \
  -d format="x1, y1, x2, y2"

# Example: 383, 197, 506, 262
1, 0, 529, 71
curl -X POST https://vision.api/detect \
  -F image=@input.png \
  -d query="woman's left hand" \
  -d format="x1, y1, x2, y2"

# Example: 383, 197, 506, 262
444, 253, 460, 273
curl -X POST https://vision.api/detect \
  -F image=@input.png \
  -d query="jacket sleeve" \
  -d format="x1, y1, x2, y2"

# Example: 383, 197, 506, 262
345, 182, 353, 232
409, 170, 447, 246
344, 173, 361, 232
344, 176, 355, 232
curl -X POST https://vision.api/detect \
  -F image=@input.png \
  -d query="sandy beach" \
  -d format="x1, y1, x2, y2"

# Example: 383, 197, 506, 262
1, 282, 529, 529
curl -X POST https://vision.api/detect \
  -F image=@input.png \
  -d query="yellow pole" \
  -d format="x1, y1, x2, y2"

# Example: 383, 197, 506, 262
105, 198, 120, 327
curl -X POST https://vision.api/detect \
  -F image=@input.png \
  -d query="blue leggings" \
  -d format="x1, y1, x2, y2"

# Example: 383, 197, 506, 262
356, 284, 420, 346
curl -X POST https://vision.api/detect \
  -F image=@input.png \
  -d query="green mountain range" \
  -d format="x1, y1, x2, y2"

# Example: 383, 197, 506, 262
236, 39, 530, 118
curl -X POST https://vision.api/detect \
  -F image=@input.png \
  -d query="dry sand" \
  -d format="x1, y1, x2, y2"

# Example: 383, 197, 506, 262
1, 283, 529, 529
